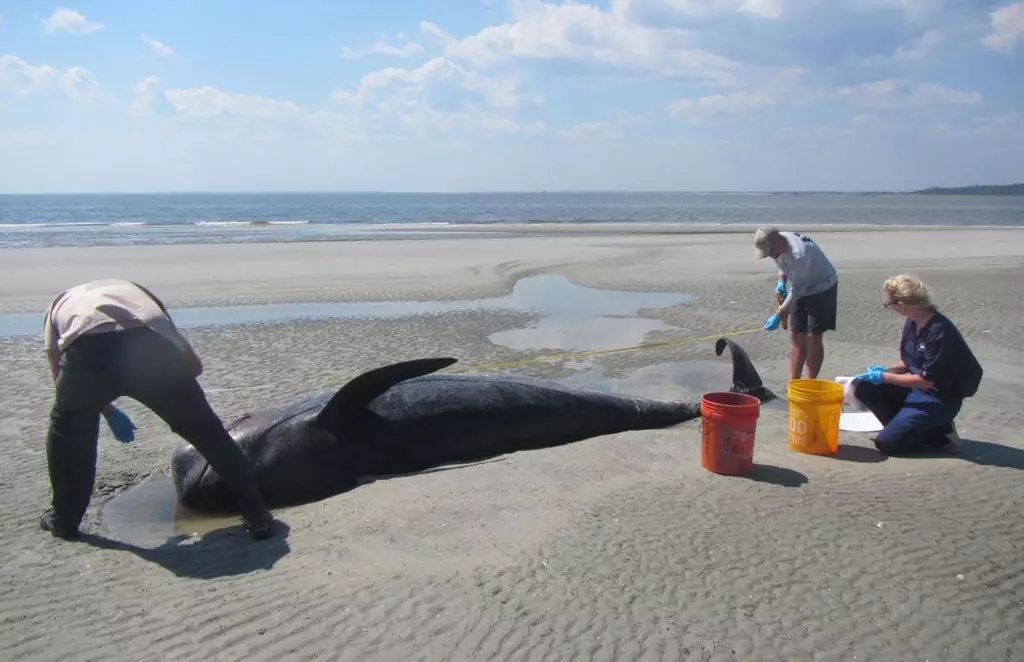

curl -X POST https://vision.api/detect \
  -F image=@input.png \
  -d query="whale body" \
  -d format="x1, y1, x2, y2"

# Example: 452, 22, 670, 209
171, 338, 775, 512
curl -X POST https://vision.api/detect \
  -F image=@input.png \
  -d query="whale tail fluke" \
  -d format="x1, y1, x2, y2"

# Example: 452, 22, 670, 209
715, 337, 777, 403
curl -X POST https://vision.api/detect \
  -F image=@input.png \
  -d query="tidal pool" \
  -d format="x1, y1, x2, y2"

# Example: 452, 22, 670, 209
0, 274, 694, 355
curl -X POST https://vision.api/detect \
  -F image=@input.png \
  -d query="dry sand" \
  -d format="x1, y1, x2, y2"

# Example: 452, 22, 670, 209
1, 225, 1023, 661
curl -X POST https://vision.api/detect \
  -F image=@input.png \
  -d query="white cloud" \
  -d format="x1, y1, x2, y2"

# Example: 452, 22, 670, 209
0, 54, 99, 100
331, 57, 535, 136
0, 130, 59, 149
834, 0, 940, 20
892, 29, 942, 60
644, 0, 784, 19
143, 34, 175, 58
667, 90, 776, 121
156, 58, 537, 142
159, 85, 369, 142
333, 57, 521, 110
973, 112, 1023, 137
419, 0, 742, 84
836, 79, 981, 108
982, 3, 1024, 53
164, 86, 306, 120
560, 121, 616, 138
738, 0, 784, 18
129, 75, 161, 116
629, 0, 942, 22
340, 41, 425, 59
779, 124, 854, 138
560, 114, 642, 138
42, 7, 103, 35
665, 73, 981, 124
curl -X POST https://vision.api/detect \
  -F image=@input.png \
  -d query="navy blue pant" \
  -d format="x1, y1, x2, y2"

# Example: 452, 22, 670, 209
852, 381, 961, 455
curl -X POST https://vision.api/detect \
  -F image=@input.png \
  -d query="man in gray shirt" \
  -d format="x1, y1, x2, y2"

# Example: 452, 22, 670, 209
40, 278, 275, 541
754, 226, 840, 381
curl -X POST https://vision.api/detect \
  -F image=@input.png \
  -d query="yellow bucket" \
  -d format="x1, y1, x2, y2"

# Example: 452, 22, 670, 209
786, 378, 844, 455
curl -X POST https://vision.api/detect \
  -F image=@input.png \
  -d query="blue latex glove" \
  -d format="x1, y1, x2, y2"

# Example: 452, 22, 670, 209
764, 313, 782, 331
775, 279, 787, 296
854, 366, 884, 385
103, 407, 137, 443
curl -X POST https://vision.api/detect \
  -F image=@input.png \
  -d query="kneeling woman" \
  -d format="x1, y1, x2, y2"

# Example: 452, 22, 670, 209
853, 273, 983, 455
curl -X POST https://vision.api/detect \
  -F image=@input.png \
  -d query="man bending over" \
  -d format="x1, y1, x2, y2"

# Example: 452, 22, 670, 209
40, 278, 275, 541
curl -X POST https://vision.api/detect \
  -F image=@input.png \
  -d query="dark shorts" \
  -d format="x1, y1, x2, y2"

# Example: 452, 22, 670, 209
790, 282, 838, 334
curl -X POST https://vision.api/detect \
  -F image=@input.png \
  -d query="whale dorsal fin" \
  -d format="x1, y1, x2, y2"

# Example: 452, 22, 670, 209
315, 357, 458, 428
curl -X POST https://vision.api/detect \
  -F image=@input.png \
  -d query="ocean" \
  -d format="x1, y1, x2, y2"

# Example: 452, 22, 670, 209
2, 192, 1023, 249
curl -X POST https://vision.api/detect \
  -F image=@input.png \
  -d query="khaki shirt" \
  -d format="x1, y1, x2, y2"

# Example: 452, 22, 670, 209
43, 279, 190, 367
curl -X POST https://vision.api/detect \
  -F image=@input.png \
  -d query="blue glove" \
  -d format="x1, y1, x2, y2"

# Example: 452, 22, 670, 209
854, 366, 884, 385
775, 279, 787, 296
103, 407, 137, 443
764, 313, 782, 331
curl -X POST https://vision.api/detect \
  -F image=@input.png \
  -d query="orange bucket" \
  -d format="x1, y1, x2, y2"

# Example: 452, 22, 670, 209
700, 392, 761, 476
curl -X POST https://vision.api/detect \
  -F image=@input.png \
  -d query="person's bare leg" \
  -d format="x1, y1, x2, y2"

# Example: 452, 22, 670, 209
805, 332, 825, 379
790, 331, 807, 381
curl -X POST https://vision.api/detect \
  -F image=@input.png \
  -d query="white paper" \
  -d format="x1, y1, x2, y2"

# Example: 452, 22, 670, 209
834, 376, 867, 411
839, 411, 884, 433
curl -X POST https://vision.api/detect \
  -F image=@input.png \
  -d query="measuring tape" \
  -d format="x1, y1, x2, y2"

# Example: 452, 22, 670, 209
204, 326, 765, 391
445, 326, 764, 373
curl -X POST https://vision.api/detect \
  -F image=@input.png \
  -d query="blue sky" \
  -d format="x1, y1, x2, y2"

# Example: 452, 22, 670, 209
0, 0, 1021, 192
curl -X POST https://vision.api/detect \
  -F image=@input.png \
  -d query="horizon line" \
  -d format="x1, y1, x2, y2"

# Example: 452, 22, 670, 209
0, 188, 946, 196
1, 182, 1021, 197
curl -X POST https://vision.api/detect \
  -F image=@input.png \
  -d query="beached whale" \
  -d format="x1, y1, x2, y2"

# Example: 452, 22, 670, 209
171, 338, 775, 513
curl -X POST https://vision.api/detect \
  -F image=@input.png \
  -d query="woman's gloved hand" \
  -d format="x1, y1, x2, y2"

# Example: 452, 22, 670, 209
775, 279, 787, 296
854, 366, 884, 385
764, 313, 782, 331
103, 406, 137, 443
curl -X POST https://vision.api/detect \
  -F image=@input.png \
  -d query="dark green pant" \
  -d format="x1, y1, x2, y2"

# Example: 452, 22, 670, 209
45, 327, 271, 533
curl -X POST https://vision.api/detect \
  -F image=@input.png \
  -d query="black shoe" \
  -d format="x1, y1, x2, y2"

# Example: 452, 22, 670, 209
243, 516, 274, 541
40, 511, 79, 539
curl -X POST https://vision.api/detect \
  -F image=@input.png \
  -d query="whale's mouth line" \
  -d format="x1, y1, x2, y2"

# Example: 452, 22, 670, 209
196, 459, 212, 487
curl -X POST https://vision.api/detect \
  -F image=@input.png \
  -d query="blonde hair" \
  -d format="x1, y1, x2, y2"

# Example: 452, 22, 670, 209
883, 273, 936, 310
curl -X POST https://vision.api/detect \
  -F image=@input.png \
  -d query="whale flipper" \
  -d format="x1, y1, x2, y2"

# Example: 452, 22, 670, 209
716, 337, 776, 402
316, 357, 459, 428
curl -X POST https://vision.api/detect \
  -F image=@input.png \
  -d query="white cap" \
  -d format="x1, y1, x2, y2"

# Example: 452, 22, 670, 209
753, 225, 780, 259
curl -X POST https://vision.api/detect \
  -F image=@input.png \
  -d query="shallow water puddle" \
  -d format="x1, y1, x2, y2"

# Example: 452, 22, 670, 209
489, 316, 675, 352
563, 359, 741, 399
0, 274, 694, 345
560, 359, 788, 411
101, 477, 243, 547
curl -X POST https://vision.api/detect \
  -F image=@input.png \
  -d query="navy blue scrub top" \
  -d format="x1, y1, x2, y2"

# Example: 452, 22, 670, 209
900, 312, 981, 401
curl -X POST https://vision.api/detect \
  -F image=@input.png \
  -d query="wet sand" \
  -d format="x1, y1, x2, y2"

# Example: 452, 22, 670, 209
2, 225, 1023, 661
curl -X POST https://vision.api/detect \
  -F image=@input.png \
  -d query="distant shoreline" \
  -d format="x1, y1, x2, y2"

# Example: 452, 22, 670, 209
1, 186, 1023, 197
910, 183, 1024, 196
